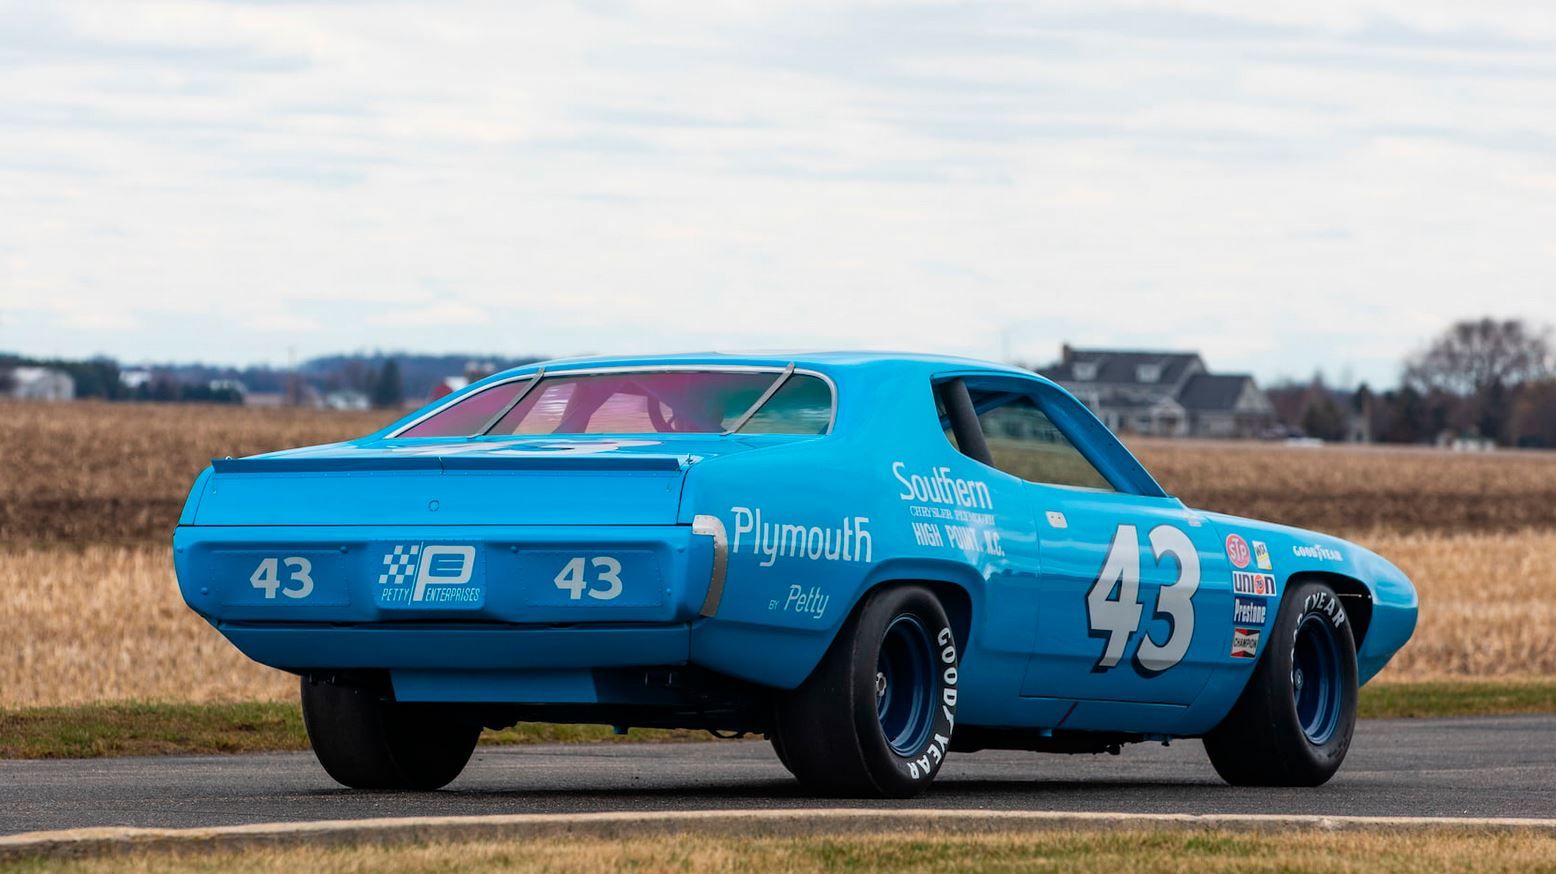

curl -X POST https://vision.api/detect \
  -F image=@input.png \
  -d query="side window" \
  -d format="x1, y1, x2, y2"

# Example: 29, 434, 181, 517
934, 391, 960, 452
938, 381, 1114, 491
978, 395, 1113, 491
398, 379, 530, 438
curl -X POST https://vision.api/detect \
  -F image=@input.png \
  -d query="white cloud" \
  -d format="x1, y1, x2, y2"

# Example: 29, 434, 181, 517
368, 302, 488, 328
0, 0, 1554, 385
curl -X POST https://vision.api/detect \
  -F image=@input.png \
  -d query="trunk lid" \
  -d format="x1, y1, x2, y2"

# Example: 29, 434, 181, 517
190, 436, 741, 527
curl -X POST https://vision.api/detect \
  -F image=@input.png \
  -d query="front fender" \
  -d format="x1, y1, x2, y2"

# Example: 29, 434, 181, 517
1347, 548, 1419, 684
1208, 513, 1419, 685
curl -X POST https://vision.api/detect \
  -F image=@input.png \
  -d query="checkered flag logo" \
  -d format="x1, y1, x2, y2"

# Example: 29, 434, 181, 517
378, 544, 421, 586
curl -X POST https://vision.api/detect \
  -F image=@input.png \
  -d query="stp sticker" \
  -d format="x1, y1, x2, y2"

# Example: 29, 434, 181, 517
1230, 628, 1260, 659
1225, 534, 1251, 569
1232, 571, 1277, 598
1253, 540, 1273, 571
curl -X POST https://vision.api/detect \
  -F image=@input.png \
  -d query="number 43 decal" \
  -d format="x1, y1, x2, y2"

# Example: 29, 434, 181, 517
553, 556, 623, 601
249, 557, 314, 600
1086, 525, 1199, 673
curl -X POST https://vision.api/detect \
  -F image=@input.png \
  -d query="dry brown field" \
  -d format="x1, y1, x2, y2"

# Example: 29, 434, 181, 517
1131, 437, 1556, 535
1, 399, 1552, 706
0, 401, 393, 544
8, 401, 1556, 542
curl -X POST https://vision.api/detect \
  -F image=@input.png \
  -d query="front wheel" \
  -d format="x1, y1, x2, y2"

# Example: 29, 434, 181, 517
300, 676, 481, 790
770, 585, 960, 798
1204, 579, 1358, 786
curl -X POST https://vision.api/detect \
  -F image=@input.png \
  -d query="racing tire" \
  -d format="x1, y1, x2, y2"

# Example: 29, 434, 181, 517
768, 726, 796, 773
770, 585, 959, 798
1204, 579, 1358, 787
300, 676, 481, 791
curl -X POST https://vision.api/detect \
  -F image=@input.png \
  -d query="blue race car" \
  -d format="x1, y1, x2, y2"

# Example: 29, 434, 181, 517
174, 352, 1417, 797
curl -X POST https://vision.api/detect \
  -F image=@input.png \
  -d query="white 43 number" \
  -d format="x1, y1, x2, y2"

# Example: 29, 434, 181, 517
249, 557, 315, 600
553, 556, 624, 601
1086, 525, 1200, 673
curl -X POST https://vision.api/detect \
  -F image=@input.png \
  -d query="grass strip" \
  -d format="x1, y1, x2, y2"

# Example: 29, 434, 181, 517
1358, 679, 1556, 719
2, 680, 1551, 760
7, 828, 1556, 873
0, 701, 696, 760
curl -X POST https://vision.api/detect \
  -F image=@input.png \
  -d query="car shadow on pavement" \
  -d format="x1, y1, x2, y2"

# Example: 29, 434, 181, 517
298, 776, 1255, 807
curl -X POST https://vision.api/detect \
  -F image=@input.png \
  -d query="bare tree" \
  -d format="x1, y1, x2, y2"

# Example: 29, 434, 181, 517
1404, 318, 1552, 395
1511, 379, 1556, 448
1404, 318, 1553, 443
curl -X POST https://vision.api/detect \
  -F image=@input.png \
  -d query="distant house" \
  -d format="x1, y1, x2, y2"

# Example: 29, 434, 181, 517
208, 379, 248, 397
1041, 346, 1275, 439
429, 360, 503, 402
323, 389, 371, 411
5, 367, 76, 402
119, 369, 153, 391
1436, 431, 1495, 453
429, 376, 469, 402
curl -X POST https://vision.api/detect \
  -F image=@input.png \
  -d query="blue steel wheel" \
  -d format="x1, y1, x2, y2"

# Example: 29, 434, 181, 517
1293, 614, 1344, 745
876, 614, 937, 757
1204, 579, 1358, 787
771, 585, 959, 799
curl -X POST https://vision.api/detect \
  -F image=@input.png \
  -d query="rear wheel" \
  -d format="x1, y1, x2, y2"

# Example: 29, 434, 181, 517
768, 727, 795, 772
770, 585, 959, 798
300, 676, 480, 790
1204, 579, 1358, 786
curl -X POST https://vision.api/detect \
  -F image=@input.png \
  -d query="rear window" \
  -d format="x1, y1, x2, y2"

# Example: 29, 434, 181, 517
398, 370, 833, 438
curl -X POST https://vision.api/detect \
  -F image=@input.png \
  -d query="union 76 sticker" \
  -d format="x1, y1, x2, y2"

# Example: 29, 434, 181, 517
376, 543, 484, 607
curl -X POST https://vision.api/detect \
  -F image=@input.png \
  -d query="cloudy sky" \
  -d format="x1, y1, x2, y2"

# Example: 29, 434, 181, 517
2, 1, 1554, 386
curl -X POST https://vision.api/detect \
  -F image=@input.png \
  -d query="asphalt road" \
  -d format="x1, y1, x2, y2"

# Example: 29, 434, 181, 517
3, 716, 1553, 835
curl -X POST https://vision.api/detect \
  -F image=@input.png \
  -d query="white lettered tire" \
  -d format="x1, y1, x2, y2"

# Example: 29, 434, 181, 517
770, 585, 959, 798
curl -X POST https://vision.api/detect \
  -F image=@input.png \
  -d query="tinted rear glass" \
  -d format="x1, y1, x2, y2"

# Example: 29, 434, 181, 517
398, 370, 833, 437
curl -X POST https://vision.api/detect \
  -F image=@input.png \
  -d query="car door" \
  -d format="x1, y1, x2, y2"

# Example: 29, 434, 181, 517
933, 375, 1235, 713
930, 376, 1233, 709
1017, 484, 1233, 706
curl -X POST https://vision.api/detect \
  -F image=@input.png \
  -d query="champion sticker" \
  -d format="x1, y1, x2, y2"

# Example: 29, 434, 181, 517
1230, 627, 1260, 659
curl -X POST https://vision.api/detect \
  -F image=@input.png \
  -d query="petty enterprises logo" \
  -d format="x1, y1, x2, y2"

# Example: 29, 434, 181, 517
376, 544, 482, 606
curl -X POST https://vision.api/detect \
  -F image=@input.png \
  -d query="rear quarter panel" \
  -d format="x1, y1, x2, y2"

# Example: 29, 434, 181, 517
683, 364, 1045, 725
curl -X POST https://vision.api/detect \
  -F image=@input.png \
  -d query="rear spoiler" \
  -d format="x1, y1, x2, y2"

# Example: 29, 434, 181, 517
210, 454, 692, 474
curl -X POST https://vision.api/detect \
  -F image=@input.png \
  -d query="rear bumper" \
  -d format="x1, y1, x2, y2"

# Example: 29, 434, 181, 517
176, 523, 719, 691
218, 622, 690, 671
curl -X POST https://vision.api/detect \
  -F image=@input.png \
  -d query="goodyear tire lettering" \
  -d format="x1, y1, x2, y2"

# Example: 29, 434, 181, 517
905, 622, 958, 781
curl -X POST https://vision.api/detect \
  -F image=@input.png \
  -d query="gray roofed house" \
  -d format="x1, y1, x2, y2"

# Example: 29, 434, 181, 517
4, 367, 75, 402
1041, 346, 1274, 439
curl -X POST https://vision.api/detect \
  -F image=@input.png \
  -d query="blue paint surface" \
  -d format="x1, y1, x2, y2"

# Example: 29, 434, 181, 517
174, 352, 1417, 737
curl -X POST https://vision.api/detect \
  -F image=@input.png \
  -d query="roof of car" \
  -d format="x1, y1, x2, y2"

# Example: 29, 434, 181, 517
505, 351, 1036, 378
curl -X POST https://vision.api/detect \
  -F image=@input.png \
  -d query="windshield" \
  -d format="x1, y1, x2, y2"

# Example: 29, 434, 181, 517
398, 370, 833, 438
